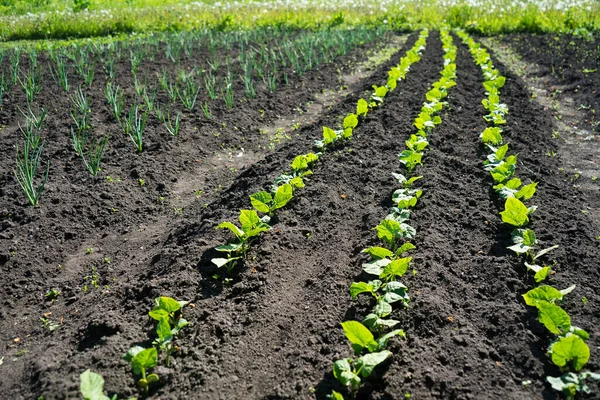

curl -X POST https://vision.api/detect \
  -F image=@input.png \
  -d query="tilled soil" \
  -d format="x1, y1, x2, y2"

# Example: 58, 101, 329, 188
0, 30, 599, 400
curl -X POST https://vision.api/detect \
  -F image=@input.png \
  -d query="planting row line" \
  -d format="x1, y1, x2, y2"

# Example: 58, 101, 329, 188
211, 30, 430, 281
1, 27, 384, 106
8, 27, 384, 206
457, 30, 599, 399
328, 28, 457, 399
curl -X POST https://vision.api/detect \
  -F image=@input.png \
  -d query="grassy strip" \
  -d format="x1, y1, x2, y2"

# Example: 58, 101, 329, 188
457, 30, 599, 399
328, 28, 457, 399
0, 0, 599, 42
212, 30, 429, 280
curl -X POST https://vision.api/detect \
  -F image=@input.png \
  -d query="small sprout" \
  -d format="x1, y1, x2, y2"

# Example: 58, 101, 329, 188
582, 297, 588, 304
139, 179, 145, 187
45, 288, 61, 301
40, 317, 60, 331
86, 248, 93, 254
104, 257, 110, 264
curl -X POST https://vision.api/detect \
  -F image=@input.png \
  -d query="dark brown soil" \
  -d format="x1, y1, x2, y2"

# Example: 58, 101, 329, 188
499, 33, 600, 133
0, 30, 599, 400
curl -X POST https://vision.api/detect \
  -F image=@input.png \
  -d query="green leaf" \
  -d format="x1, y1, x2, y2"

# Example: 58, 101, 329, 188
350, 281, 376, 299
525, 262, 551, 282
534, 266, 552, 282
156, 297, 181, 313
523, 285, 564, 306
156, 319, 173, 341
481, 127, 503, 145
507, 243, 531, 254
362, 258, 391, 276
570, 326, 590, 341
333, 359, 361, 390
132, 348, 157, 374
289, 177, 304, 188
537, 300, 571, 334
515, 182, 537, 200
148, 308, 169, 321
511, 228, 536, 246
376, 219, 402, 245
250, 191, 272, 213
172, 317, 189, 335
550, 335, 590, 371
239, 209, 260, 231
340, 320, 378, 354
216, 221, 244, 237
376, 329, 405, 350
380, 257, 411, 281
396, 242, 416, 255
382, 281, 409, 305
214, 243, 242, 253
496, 144, 509, 160
80, 370, 110, 400
374, 299, 392, 318
506, 178, 522, 189
329, 390, 345, 400
323, 126, 337, 144
211, 257, 239, 268
533, 245, 559, 260
362, 246, 393, 259
290, 155, 308, 171
500, 197, 529, 227
356, 98, 368, 117
344, 113, 358, 130
363, 313, 400, 330
355, 350, 392, 377
273, 184, 293, 210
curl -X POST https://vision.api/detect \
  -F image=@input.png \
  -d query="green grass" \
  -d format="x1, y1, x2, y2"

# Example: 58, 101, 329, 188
0, 1, 598, 43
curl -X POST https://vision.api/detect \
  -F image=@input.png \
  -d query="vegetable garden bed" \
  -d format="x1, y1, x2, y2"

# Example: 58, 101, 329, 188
0, 28, 598, 400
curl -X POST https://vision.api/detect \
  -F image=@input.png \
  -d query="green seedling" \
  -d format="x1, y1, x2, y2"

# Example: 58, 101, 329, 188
333, 320, 404, 393
123, 347, 159, 394
148, 296, 189, 366
45, 288, 61, 301
547, 372, 600, 400
213, 210, 270, 271
250, 183, 293, 216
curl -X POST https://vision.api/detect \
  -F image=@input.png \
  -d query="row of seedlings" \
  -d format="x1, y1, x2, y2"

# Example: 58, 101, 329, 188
457, 30, 599, 399
211, 30, 430, 281
79, 296, 190, 399
328, 29, 458, 399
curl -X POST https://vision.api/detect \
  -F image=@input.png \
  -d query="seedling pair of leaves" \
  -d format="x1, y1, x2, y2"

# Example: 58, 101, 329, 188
392, 187, 422, 210
493, 177, 537, 201
500, 197, 536, 228
315, 114, 358, 149
333, 320, 404, 393
489, 152, 517, 183
148, 296, 189, 367
250, 183, 293, 216
392, 172, 422, 189
369, 85, 388, 106
213, 209, 270, 271
274, 152, 319, 189
414, 110, 442, 131
405, 134, 429, 152
375, 218, 416, 249
522, 285, 591, 371
398, 149, 422, 173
